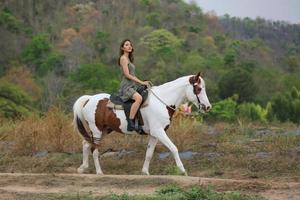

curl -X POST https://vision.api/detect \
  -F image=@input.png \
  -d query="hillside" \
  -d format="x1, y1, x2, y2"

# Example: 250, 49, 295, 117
0, 0, 300, 122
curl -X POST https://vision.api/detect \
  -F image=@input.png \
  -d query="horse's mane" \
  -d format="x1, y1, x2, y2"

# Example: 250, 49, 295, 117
153, 75, 191, 90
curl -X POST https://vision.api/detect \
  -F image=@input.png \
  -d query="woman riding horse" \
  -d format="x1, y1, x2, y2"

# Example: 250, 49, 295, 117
118, 39, 151, 131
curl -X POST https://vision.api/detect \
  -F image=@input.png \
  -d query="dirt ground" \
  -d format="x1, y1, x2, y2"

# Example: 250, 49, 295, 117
0, 173, 299, 200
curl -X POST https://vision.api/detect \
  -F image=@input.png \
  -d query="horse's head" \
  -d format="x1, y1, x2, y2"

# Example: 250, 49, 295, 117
186, 72, 212, 113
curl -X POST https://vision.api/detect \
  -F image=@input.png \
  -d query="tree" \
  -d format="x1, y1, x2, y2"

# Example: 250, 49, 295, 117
285, 55, 300, 73
0, 80, 33, 118
224, 48, 236, 66
21, 34, 64, 76
181, 52, 205, 74
219, 68, 258, 103
270, 87, 300, 123
94, 31, 110, 54
146, 12, 161, 28
140, 29, 182, 59
70, 63, 119, 93
2, 66, 41, 101
0, 8, 22, 33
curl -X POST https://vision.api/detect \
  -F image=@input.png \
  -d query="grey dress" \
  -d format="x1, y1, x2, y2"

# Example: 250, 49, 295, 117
119, 62, 139, 102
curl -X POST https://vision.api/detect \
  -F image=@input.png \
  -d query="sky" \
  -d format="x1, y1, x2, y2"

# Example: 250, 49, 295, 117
188, 0, 300, 24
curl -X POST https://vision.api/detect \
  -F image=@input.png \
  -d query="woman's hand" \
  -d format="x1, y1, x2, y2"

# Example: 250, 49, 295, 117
141, 81, 152, 88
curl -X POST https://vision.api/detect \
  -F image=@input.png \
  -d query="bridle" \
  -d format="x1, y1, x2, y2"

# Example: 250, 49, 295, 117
192, 82, 206, 112
148, 75, 207, 112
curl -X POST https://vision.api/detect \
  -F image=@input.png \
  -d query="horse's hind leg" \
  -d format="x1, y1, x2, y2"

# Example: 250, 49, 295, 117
142, 136, 158, 175
151, 128, 187, 176
77, 140, 91, 173
89, 124, 103, 175
92, 148, 103, 175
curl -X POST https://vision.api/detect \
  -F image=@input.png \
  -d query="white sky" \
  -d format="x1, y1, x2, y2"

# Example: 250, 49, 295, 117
188, 0, 300, 24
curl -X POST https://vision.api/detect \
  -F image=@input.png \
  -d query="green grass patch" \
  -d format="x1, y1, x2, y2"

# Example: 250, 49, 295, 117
102, 184, 266, 200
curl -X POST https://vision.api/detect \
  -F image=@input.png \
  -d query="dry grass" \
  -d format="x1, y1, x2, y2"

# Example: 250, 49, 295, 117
167, 114, 201, 151
1, 109, 299, 179
6, 106, 81, 155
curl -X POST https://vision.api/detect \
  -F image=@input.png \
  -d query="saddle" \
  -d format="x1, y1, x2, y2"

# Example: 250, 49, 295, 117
107, 85, 149, 134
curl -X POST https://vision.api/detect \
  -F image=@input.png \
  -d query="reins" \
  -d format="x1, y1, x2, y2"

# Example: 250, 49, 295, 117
146, 80, 205, 113
148, 87, 177, 112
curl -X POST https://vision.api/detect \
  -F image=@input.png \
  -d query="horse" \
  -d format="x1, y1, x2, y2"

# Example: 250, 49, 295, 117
73, 72, 211, 175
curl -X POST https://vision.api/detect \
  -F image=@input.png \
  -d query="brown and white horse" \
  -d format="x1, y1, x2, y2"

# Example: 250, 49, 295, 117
73, 72, 211, 175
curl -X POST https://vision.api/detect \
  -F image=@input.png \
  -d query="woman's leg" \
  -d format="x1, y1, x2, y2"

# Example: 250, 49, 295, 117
130, 92, 142, 119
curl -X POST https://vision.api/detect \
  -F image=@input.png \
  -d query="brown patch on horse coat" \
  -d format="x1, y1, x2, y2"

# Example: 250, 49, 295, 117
95, 98, 123, 134
165, 105, 176, 131
189, 75, 200, 85
189, 75, 201, 94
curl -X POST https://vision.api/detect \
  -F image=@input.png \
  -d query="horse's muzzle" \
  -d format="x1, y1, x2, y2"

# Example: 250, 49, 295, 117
200, 104, 211, 113
205, 105, 211, 112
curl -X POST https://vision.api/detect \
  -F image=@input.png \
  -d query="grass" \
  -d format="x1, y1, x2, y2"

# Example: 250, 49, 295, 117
102, 184, 266, 200
7, 192, 94, 200
0, 185, 265, 200
0, 108, 299, 180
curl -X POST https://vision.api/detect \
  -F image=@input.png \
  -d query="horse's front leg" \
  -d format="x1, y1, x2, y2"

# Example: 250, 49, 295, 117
151, 128, 187, 176
77, 140, 91, 173
142, 136, 158, 175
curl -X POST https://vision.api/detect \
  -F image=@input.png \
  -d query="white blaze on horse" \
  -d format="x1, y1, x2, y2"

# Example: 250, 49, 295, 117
73, 72, 211, 175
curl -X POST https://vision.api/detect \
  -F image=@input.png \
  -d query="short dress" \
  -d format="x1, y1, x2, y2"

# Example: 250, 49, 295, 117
118, 62, 140, 102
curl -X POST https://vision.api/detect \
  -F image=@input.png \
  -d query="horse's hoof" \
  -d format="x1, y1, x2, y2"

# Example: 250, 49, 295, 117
77, 165, 88, 174
77, 167, 85, 174
142, 171, 150, 176
96, 171, 104, 175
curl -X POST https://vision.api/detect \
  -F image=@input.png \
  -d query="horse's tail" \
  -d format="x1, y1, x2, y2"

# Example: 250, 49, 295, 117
73, 95, 93, 143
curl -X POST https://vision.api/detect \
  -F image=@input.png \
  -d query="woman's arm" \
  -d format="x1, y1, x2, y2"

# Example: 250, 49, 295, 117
120, 56, 147, 85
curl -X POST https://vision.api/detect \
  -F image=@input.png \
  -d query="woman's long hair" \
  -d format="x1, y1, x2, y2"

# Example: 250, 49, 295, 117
118, 39, 134, 66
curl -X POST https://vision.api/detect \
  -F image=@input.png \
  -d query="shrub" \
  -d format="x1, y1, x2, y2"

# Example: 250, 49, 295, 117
0, 80, 33, 119
269, 86, 300, 123
207, 97, 237, 121
0, 8, 21, 32
238, 102, 267, 123
9, 106, 81, 155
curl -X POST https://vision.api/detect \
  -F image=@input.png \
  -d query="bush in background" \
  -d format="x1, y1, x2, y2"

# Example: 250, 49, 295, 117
206, 97, 237, 121
0, 80, 33, 119
269, 86, 300, 123
238, 102, 267, 123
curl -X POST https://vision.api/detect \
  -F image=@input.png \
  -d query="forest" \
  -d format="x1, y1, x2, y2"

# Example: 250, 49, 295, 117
0, 0, 300, 123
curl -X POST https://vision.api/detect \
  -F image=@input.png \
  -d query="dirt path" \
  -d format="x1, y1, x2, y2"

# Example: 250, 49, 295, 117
0, 173, 299, 199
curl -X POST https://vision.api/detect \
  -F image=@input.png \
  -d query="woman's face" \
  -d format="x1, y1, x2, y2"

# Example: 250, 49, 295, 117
122, 41, 133, 53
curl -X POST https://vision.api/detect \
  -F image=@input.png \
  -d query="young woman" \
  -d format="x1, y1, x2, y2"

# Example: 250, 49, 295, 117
118, 39, 150, 131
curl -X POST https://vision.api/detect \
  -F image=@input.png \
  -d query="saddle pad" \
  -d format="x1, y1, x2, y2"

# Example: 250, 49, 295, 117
107, 100, 149, 110
106, 101, 124, 110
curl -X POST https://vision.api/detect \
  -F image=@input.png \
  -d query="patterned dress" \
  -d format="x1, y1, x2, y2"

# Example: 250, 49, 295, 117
118, 62, 139, 102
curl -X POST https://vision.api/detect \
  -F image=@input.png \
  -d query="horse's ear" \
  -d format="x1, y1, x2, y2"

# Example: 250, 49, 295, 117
195, 72, 201, 81
189, 72, 201, 84
196, 71, 204, 77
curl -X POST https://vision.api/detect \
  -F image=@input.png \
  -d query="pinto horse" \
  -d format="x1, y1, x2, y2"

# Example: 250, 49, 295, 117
73, 72, 211, 175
